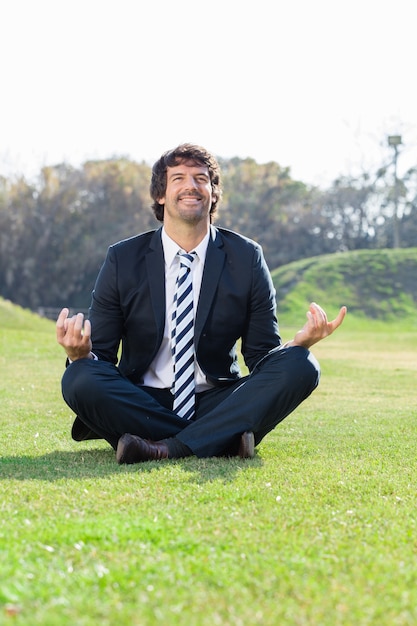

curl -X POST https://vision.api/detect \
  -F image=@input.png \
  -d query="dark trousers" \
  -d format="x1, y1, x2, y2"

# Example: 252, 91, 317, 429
61, 346, 320, 457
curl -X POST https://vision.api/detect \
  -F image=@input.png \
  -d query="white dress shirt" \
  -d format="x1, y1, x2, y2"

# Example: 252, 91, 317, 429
142, 227, 214, 392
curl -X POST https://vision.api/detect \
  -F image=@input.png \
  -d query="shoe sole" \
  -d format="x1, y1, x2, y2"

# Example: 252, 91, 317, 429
239, 431, 255, 458
116, 433, 134, 464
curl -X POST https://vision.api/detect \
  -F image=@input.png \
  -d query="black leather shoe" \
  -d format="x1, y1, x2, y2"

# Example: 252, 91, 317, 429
71, 417, 101, 441
238, 431, 255, 458
116, 433, 169, 464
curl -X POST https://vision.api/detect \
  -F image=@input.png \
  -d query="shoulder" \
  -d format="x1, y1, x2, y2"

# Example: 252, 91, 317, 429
213, 226, 261, 252
109, 228, 161, 253
105, 229, 162, 264
212, 226, 271, 275
212, 227, 265, 265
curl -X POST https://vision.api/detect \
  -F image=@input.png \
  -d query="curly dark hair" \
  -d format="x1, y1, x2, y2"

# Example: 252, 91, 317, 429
150, 143, 222, 222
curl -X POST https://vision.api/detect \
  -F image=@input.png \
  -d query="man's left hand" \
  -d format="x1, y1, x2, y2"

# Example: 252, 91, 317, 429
292, 302, 347, 349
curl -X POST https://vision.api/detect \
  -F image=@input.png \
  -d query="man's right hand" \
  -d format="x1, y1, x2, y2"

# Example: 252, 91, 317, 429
56, 308, 93, 361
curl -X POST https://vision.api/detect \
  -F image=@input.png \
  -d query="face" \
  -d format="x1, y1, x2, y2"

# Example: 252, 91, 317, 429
158, 161, 214, 226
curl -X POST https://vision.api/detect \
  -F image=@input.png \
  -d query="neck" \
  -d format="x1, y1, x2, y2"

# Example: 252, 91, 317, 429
164, 221, 210, 252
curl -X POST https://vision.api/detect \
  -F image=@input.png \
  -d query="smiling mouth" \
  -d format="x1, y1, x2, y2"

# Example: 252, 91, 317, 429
178, 196, 202, 205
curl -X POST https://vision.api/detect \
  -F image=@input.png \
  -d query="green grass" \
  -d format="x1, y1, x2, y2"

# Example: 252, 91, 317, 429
1, 292, 417, 625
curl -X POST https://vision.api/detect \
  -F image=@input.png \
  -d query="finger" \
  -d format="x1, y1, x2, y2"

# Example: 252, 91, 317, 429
62, 314, 84, 343
56, 308, 69, 339
308, 303, 326, 328
329, 306, 347, 331
82, 319, 92, 342
63, 314, 77, 336
64, 313, 84, 336
311, 302, 327, 323
56, 307, 69, 326
73, 312, 85, 333
334, 305, 347, 325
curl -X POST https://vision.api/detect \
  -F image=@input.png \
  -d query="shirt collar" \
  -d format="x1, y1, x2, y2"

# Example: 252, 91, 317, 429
161, 227, 211, 269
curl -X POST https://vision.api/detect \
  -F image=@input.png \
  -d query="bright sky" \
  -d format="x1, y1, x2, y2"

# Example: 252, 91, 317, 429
1, 0, 416, 187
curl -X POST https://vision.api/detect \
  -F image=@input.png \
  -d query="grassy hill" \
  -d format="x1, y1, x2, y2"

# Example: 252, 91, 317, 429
0, 297, 54, 331
271, 247, 417, 323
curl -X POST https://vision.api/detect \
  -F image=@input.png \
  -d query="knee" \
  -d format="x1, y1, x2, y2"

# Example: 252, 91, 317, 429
61, 359, 103, 404
291, 346, 321, 391
270, 345, 321, 391
305, 349, 321, 389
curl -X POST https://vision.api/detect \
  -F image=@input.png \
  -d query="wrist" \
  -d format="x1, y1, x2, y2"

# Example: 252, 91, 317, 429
68, 351, 97, 363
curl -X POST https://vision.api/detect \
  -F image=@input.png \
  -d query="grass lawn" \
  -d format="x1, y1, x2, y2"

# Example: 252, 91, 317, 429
1, 300, 416, 625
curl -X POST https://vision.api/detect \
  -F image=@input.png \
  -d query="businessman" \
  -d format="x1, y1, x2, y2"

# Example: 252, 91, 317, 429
57, 143, 346, 463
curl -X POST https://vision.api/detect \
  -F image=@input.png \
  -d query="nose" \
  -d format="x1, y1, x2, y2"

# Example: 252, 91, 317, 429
184, 174, 199, 189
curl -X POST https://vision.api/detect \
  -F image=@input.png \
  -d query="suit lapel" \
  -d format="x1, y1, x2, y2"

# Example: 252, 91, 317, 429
194, 227, 225, 341
145, 228, 166, 337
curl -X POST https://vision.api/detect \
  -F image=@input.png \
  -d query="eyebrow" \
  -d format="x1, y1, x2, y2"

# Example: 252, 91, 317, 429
168, 168, 209, 180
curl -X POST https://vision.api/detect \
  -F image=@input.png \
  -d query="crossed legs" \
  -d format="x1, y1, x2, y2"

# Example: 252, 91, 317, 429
62, 346, 320, 458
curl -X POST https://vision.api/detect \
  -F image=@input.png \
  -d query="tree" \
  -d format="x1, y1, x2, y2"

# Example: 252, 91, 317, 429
317, 173, 379, 251
217, 157, 317, 268
0, 159, 156, 310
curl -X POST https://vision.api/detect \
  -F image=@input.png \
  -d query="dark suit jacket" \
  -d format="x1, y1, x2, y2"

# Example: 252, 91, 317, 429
89, 225, 281, 386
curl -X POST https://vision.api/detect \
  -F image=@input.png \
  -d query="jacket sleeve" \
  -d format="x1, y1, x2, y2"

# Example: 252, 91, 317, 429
88, 246, 125, 364
240, 244, 281, 372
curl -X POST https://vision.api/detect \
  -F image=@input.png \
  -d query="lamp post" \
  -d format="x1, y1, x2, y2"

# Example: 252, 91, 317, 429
388, 135, 402, 248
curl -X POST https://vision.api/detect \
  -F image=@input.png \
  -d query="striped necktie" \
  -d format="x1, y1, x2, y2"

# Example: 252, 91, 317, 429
171, 251, 196, 420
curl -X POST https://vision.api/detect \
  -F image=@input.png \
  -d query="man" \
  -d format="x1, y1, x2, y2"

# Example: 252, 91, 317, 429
56, 143, 346, 463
